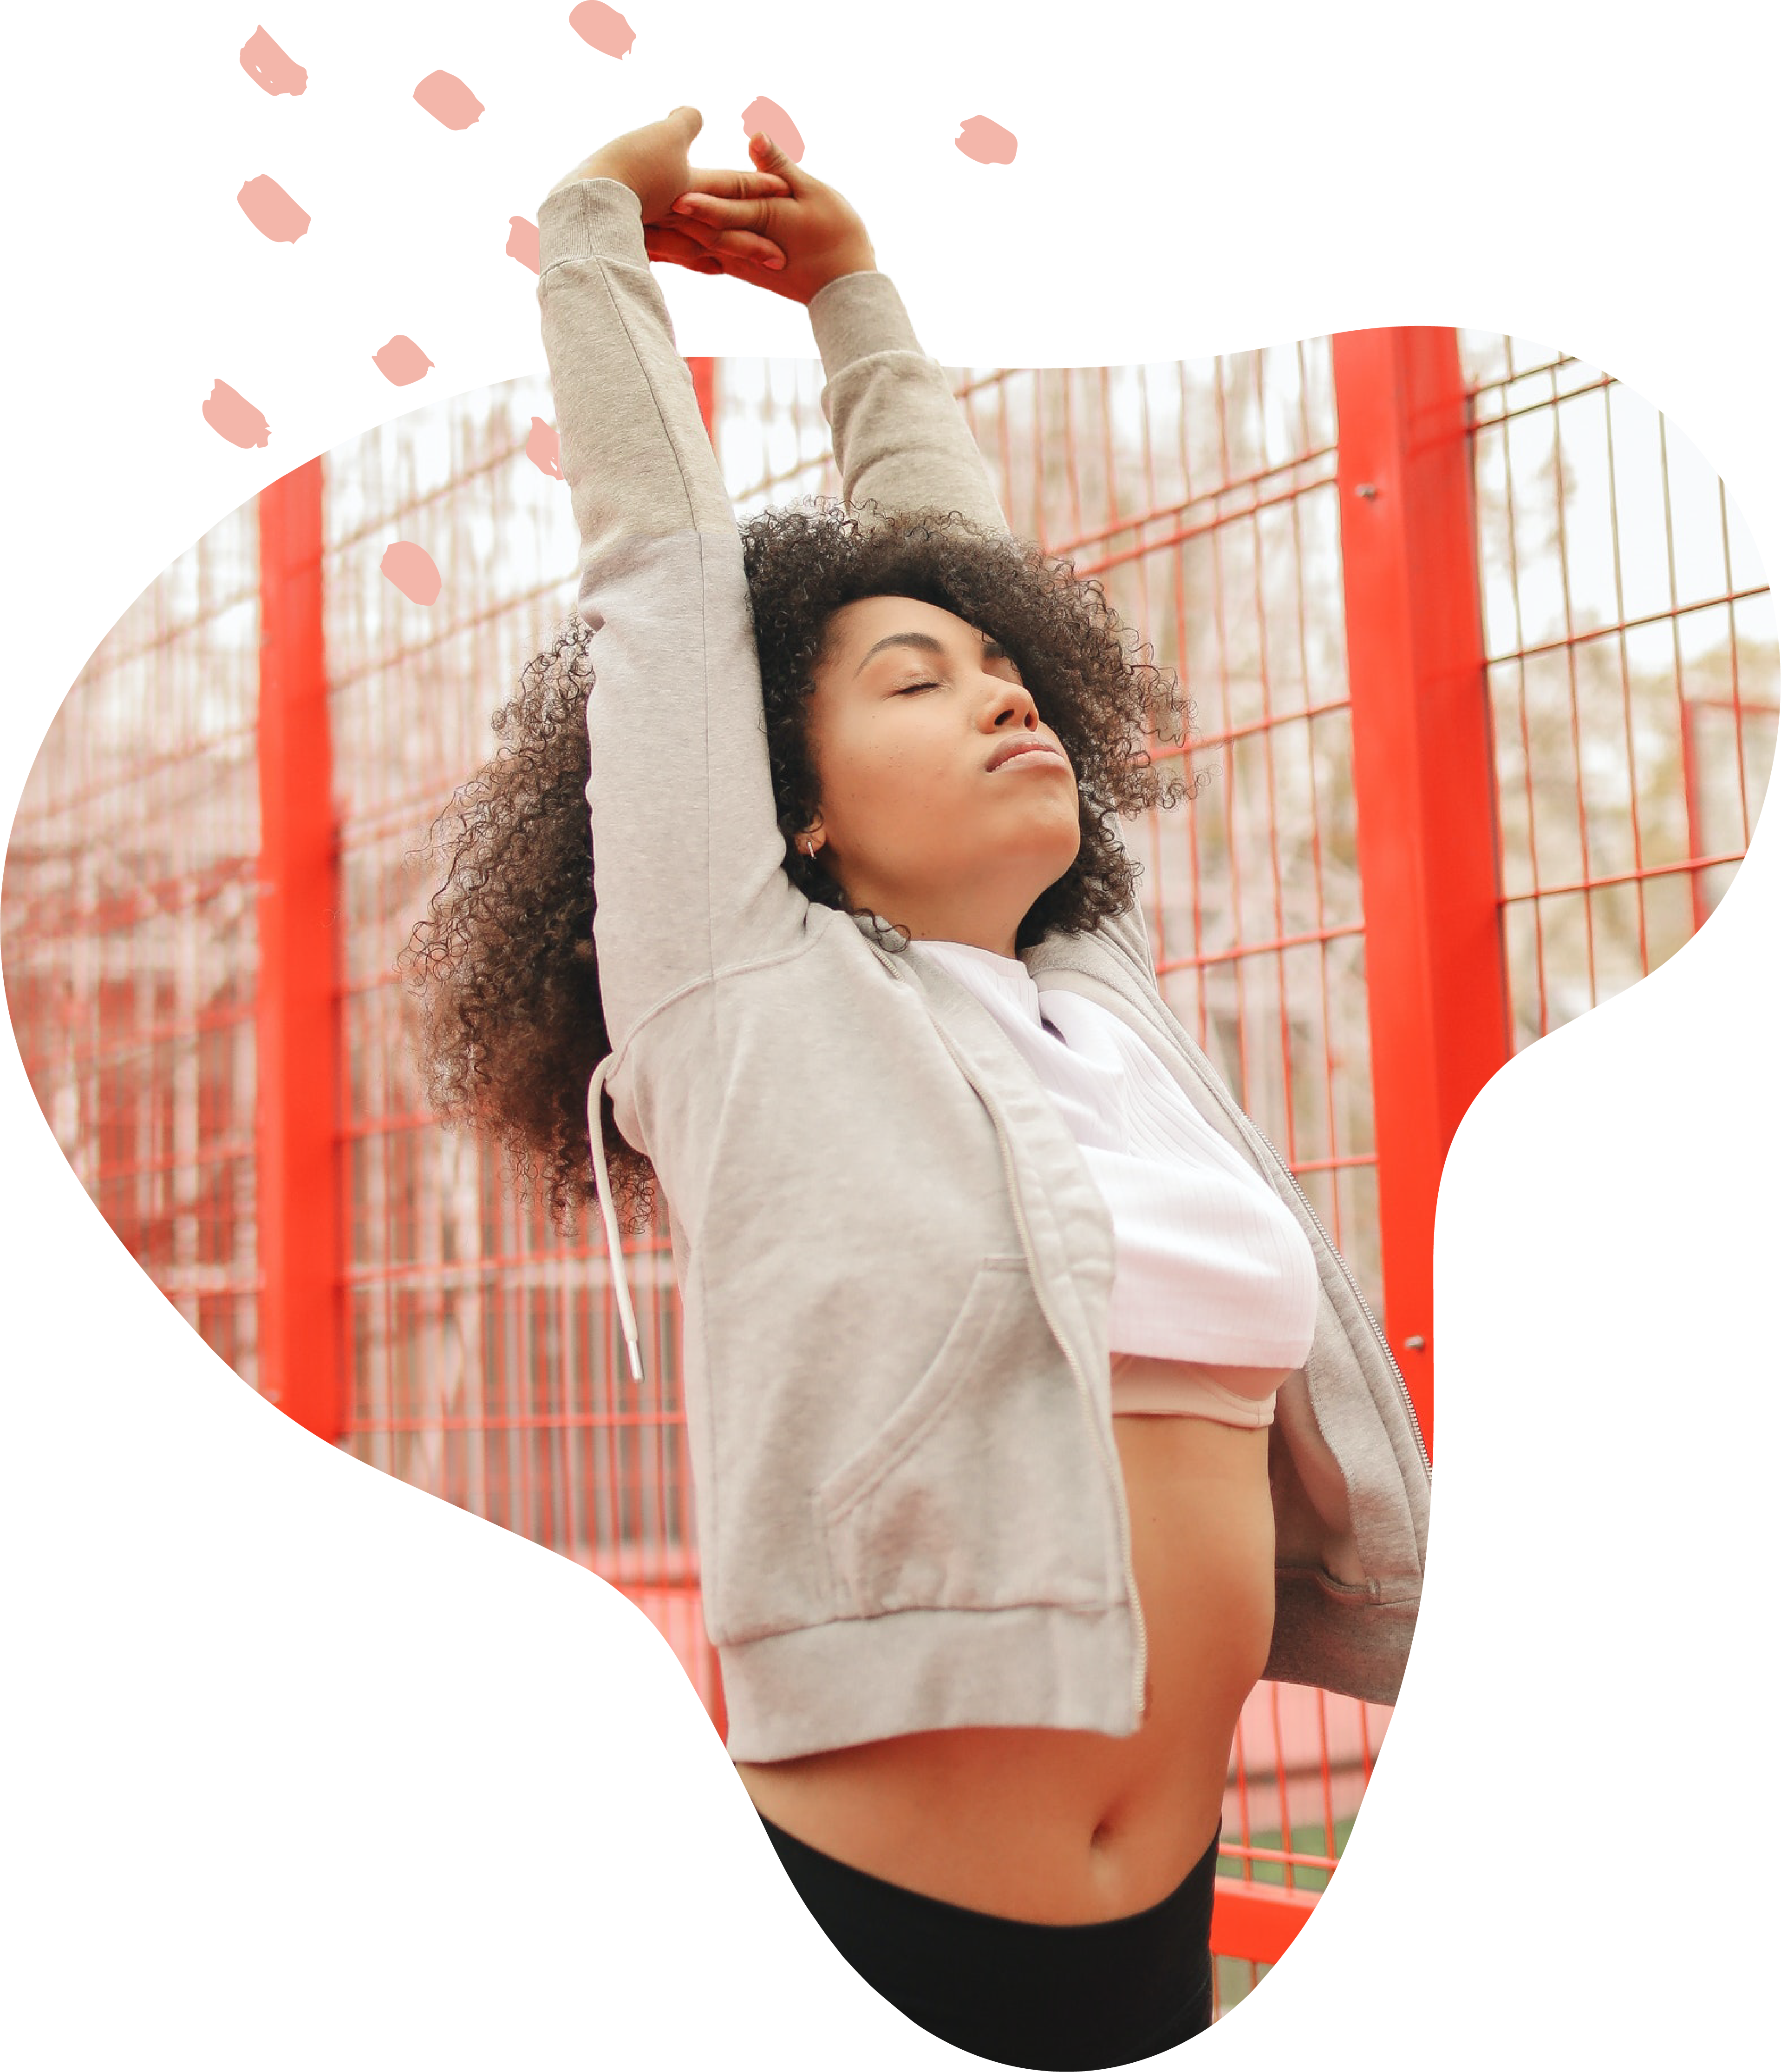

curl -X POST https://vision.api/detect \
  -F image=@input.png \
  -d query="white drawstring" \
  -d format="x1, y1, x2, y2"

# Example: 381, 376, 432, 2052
587, 1054, 645, 1386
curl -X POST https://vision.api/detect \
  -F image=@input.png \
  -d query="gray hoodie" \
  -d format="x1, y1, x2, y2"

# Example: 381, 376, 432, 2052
537, 176, 1431, 1765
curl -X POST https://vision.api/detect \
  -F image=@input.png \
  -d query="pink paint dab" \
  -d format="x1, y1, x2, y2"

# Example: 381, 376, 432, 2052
237, 174, 311, 243
526, 418, 563, 479
955, 115, 1018, 165
240, 26, 307, 96
414, 72, 484, 130
506, 216, 541, 274
381, 542, 442, 606
741, 97, 803, 161
202, 380, 270, 448
568, 2, 635, 57
372, 336, 435, 386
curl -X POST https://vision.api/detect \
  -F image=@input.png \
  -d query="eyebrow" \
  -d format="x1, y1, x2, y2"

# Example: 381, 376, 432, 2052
852, 629, 1010, 678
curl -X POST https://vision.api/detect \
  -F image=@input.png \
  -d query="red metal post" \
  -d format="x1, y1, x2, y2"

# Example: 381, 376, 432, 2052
256, 458, 342, 1439
1210, 1877, 1318, 1965
1331, 330, 1510, 1458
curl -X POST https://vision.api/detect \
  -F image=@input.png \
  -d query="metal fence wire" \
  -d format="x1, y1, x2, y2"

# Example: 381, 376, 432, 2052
1461, 334, 1775, 1039
4, 510, 263, 1385
5, 329, 1773, 2014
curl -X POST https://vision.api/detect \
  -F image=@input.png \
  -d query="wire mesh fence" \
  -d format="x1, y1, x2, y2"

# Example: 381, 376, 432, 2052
4, 509, 263, 1384
1461, 332, 1776, 1041
318, 378, 720, 1715
5, 327, 1773, 2011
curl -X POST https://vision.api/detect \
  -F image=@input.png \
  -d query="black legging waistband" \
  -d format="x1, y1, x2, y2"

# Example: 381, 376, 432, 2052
758, 1815, 1219, 2070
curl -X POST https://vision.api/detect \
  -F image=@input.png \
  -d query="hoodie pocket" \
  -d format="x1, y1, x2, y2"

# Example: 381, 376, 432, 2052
815, 1256, 1116, 1619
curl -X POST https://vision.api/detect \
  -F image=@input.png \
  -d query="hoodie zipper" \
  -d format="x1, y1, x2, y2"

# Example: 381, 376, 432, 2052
925, 1014, 1150, 1728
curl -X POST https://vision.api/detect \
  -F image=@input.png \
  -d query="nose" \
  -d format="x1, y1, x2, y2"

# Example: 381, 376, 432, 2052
980, 674, 1039, 732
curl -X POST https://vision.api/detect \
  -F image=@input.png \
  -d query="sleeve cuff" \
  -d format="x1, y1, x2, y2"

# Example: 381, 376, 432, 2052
807, 270, 924, 375
536, 177, 647, 275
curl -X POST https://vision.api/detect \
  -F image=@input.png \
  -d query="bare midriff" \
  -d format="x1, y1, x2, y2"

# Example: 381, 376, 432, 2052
735, 1406, 1279, 1925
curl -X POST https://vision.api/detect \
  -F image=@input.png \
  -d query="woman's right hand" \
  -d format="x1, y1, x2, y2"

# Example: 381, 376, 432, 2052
656, 130, 878, 305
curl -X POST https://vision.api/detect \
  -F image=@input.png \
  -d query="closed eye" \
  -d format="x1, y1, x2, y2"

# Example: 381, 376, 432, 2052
892, 680, 940, 696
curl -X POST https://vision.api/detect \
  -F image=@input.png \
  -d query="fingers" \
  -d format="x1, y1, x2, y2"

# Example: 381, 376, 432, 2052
671, 190, 774, 231
708, 225, 786, 267
685, 164, 791, 201
643, 224, 724, 271
644, 221, 785, 271
650, 202, 785, 264
748, 129, 800, 183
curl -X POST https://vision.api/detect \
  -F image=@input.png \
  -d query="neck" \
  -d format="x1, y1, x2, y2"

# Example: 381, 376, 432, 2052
829, 867, 1031, 961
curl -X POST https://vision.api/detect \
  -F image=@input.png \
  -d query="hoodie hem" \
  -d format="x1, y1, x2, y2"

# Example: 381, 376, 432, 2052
721, 1600, 1138, 1764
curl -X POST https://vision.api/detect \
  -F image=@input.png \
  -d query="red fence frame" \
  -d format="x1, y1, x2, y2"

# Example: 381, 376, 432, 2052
256, 458, 342, 1440
1329, 328, 1508, 1454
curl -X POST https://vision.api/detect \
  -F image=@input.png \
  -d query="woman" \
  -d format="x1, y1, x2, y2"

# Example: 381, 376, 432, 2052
408, 108, 1429, 2069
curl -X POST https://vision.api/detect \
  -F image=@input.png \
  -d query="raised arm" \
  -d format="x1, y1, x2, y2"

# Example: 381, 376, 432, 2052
808, 271, 1010, 535
663, 133, 1159, 973
536, 111, 809, 1050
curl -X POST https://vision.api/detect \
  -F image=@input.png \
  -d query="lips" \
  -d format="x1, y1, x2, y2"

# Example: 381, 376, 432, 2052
986, 739, 1070, 773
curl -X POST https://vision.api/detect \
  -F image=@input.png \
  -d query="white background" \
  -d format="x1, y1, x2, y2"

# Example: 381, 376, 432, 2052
3, 2, 1776, 2064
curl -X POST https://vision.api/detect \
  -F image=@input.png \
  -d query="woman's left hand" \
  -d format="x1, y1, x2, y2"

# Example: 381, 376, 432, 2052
658, 129, 876, 304
552, 105, 791, 274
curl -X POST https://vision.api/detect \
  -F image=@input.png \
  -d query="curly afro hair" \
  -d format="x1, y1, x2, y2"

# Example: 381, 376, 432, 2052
403, 501, 1194, 1231
750, 504, 1187, 935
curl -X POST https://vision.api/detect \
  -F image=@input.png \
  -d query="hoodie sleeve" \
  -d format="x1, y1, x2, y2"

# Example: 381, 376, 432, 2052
807, 269, 1011, 535
536, 176, 807, 1052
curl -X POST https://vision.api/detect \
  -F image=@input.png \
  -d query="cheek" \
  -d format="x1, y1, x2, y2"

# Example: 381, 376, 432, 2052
813, 712, 960, 837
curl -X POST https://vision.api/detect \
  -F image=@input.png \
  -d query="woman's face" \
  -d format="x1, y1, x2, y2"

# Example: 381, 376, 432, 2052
803, 594, 1082, 955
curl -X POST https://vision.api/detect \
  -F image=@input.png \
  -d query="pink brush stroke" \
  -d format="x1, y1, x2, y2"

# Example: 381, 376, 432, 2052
237, 174, 311, 243
372, 336, 434, 386
240, 26, 307, 96
741, 97, 803, 161
568, 2, 635, 57
202, 380, 270, 448
955, 115, 1018, 165
380, 542, 442, 606
414, 72, 484, 130
506, 216, 541, 273
526, 418, 563, 479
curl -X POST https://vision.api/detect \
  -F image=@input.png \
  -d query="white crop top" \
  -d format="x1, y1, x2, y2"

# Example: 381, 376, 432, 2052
915, 939, 1319, 1427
